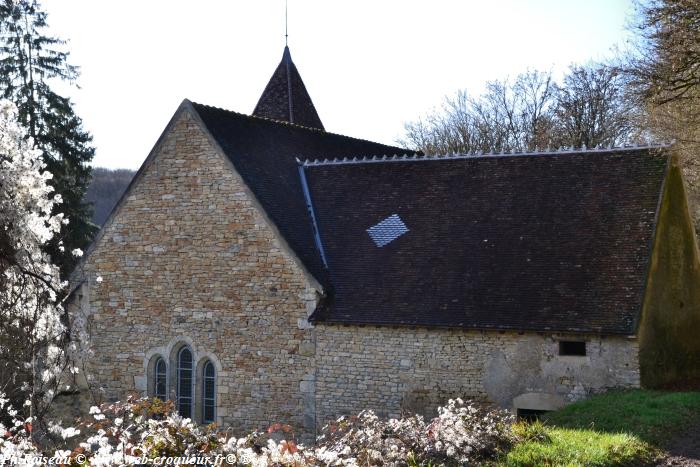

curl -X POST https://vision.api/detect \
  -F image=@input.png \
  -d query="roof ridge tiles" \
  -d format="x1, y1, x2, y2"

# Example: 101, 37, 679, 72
193, 101, 325, 131
189, 101, 409, 151
300, 143, 671, 167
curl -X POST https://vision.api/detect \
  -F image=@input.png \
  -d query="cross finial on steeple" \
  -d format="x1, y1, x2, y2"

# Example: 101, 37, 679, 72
285, 0, 288, 46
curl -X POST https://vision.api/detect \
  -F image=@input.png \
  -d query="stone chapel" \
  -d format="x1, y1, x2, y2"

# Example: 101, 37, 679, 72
66, 46, 700, 438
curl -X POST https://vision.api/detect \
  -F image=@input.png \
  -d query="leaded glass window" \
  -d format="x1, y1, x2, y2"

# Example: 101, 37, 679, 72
202, 361, 216, 424
177, 347, 193, 418
154, 357, 167, 400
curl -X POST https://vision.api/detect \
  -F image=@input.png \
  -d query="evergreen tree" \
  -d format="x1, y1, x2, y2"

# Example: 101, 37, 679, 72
0, 0, 97, 278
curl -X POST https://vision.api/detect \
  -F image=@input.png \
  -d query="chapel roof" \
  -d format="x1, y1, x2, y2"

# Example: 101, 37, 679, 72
252, 46, 325, 130
190, 102, 412, 283
302, 146, 670, 335
76, 43, 675, 337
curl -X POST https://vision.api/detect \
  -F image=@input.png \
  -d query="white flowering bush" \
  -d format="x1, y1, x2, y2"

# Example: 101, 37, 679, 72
425, 398, 516, 463
1, 395, 516, 466
0, 100, 73, 423
0, 395, 43, 465
15, 397, 311, 466
316, 398, 515, 466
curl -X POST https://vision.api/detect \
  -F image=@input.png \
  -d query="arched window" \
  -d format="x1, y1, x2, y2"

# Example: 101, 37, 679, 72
154, 357, 167, 400
202, 360, 216, 424
177, 347, 194, 418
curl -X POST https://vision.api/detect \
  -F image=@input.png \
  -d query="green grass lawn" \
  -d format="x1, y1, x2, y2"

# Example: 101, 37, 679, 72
505, 425, 654, 466
502, 389, 700, 466
543, 390, 700, 445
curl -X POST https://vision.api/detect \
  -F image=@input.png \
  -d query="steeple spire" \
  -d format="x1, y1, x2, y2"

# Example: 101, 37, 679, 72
252, 46, 325, 130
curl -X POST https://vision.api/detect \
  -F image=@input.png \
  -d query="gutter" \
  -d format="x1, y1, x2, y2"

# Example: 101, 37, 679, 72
297, 162, 328, 269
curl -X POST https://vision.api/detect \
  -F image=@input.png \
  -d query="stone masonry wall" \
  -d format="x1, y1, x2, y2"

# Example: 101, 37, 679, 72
72, 109, 318, 436
314, 325, 640, 426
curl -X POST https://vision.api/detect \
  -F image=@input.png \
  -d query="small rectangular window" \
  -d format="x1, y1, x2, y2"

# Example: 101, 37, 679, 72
559, 340, 586, 356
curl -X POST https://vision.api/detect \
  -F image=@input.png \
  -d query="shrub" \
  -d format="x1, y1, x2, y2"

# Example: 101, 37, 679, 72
0, 395, 516, 466
315, 398, 515, 465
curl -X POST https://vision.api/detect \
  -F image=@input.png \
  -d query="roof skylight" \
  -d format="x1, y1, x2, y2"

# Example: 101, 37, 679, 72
367, 214, 409, 247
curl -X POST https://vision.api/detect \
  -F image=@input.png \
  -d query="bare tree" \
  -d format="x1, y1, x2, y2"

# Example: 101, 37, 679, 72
517, 70, 558, 150
399, 70, 557, 154
400, 66, 634, 155
401, 90, 481, 155
474, 70, 557, 151
625, 0, 700, 238
552, 64, 637, 148
627, 0, 700, 107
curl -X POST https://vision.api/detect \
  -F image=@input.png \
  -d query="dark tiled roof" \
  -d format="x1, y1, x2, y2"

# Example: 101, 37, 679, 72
252, 46, 325, 130
190, 102, 413, 283
304, 148, 669, 334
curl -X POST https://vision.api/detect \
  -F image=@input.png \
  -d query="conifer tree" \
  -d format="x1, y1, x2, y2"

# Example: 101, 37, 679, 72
0, 0, 97, 278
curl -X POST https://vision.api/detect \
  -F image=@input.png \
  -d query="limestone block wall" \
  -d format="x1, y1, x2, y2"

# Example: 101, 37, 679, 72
314, 325, 640, 426
72, 109, 318, 435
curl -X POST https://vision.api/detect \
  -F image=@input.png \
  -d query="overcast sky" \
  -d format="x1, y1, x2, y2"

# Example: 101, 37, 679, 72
43, 1, 636, 169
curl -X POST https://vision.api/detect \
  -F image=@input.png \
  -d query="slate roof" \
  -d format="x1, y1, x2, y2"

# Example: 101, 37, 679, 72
303, 148, 670, 335
190, 102, 413, 283
252, 46, 325, 130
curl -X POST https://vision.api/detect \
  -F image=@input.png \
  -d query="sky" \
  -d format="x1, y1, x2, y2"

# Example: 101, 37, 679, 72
43, 1, 637, 170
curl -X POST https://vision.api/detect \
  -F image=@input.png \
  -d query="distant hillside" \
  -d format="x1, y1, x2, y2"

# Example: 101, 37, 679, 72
85, 167, 136, 226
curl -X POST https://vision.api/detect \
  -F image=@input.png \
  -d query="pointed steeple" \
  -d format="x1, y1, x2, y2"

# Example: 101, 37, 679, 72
252, 46, 325, 130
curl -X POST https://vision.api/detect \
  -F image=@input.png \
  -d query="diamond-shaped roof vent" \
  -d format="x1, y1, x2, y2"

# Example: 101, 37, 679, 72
366, 214, 409, 247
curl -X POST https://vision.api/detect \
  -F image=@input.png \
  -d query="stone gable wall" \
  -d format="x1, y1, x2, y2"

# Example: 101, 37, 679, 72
73, 109, 317, 434
638, 156, 700, 388
314, 325, 640, 426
